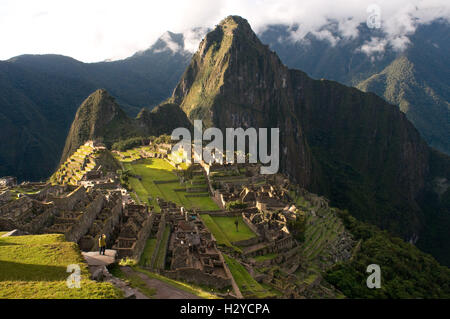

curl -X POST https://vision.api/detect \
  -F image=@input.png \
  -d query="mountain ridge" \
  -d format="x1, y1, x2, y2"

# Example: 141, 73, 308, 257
166, 15, 449, 264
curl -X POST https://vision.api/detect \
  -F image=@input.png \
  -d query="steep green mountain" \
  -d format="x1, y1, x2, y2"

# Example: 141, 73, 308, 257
259, 22, 450, 155
0, 61, 97, 181
61, 89, 192, 163
326, 209, 450, 298
169, 16, 450, 264
0, 32, 192, 182
357, 56, 450, 155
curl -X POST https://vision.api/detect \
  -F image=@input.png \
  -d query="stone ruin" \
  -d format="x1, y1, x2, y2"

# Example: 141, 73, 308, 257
112, 204, 154, 260
0, 176, 17, 187
163, 208, 232, 290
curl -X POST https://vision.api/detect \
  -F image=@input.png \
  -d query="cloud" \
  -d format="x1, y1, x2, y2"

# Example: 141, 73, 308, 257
359, 37, 388, 56
0, 0, 448, 62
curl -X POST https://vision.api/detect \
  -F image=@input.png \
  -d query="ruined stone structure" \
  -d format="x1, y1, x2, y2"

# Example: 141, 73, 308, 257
112, 204, 154, 260
0, 176, 17, 187
163, 209, 232, 290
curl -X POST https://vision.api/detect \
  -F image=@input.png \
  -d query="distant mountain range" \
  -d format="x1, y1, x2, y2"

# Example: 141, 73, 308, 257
61, 16, 450, 266
1, 19, 448, 182
0, 32, 191, 181
259, 21, 450, 155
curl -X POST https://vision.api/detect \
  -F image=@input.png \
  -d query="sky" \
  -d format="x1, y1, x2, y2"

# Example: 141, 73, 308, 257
0, 0, 449, 62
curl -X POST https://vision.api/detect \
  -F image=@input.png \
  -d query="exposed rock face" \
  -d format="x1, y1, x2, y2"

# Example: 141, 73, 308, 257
171, 16, 313, 188
170, 16, 444, 240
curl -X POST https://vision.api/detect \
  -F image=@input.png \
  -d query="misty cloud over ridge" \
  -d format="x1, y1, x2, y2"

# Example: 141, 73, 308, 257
0, 0, 449, 62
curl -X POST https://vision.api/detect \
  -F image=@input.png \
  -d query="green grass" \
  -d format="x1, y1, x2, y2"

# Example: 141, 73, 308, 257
123, 158, 219, 211
155, 226, 170, 269
210, 216, 256, 242
133, 266, 221, 299
0, 234, 122, 299
223, 254, 273, 298
199, 215, 236, 251
109, 265, 156, 298
253, 253, 278, 262
139, 238, 157, 267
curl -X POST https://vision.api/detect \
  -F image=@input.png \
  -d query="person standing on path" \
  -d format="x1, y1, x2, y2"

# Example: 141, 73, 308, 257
99, 234, 106, 255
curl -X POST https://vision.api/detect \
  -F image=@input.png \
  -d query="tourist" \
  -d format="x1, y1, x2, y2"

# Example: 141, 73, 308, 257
99, 234, 106, 255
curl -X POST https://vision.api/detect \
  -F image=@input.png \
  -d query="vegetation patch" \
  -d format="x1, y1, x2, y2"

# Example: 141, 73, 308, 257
325, 210, 450, 298
223, 254, 273, 298
109, 265, 156, 298
0, 234, 122, 299
139, 238, 158, 267
133, 266, 221, 299
210, 216, 256, 242
123, 158, 219, 211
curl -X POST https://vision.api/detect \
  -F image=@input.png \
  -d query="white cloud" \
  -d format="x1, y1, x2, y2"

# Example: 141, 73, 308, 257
153, 32, 182, 54
0, 0, 448, 62
359, 37, 388, 56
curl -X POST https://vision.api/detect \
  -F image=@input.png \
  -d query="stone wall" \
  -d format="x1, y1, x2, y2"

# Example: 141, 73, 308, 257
163, 268, 232, 290
132, 212, 155, 261
232, 236, 261, 247
49, 186, 86, 211
90, 199, 123, 251
65, 194, 105, 242
150, 213, 166, 269
0, 190, 11, 203
241, 212, 261, 236
0, 196, 33, 216
21, 203, 57, 233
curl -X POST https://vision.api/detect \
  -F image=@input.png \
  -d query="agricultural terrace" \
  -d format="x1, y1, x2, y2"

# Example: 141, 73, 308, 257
200, 215, 256, 251
223, 254, 274, 298
122, 158, 219, 212
0, 234, 122, 299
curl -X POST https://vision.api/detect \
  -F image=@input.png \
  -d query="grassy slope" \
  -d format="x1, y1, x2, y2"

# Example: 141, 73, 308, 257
123, 158, 219, 211
325, 210, 450, 298
155, 225, 170, 269
0, 234, 122, 299
139, 238, 158, 267
223, 254, 273, 298
210, 216, 256, 242
133, 267, 220, 299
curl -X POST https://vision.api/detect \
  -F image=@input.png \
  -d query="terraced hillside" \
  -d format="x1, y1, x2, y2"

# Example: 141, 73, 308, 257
293, 195, 354, 298
50, 143, 98, 185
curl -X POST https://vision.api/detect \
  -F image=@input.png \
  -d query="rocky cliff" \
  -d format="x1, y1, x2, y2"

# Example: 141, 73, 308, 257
170, 16, 447, 246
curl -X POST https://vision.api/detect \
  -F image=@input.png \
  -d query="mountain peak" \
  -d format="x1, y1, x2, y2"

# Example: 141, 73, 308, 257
60, 89, 126, 162
219, 15, 251, 28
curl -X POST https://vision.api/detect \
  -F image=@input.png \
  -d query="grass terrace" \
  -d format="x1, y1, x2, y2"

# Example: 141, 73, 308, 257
123, 158, 219, 212
210, 216, 256, 242
134, 267, 221, 299
139, 238, 158, 267
199, 215, 257, 253
223, 254, 273, 298
155, 226, 170, 269
0, 234, 122, 299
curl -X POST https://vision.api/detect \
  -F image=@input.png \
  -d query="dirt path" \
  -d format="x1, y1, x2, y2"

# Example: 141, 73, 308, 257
120, 267, 200, 299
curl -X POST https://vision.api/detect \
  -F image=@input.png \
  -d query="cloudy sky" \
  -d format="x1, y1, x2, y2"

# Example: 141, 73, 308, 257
0, 0, 449, 62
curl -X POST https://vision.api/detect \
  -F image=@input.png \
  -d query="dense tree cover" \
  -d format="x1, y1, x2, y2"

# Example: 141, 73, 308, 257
325, 210, 450, 298
287, 213, 306, 243
226, 200, 248, 210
